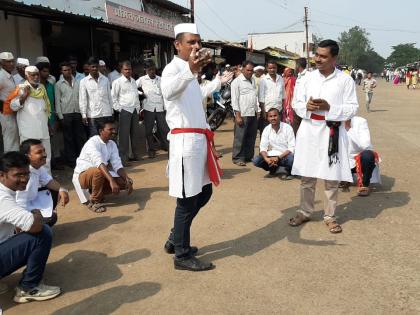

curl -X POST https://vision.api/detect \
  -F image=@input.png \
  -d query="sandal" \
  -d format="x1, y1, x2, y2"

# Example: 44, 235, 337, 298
325, 219, 342, 233
87, 202, 107, 213
288, 212, 310, 227
358, 187, 370, 197
234, 161, 246, 166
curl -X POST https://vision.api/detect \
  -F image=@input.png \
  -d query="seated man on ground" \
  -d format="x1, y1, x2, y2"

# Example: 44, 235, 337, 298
253, 107, 295, 179
16, 139, 70, 226
73, 119, 134, 213
344, 116, 381, 196
0, 152, 61, 303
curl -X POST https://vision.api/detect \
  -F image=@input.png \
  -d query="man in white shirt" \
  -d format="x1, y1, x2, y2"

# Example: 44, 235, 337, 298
344, 116, 380, 196
231, 60, 260, 166
55, 61, 86, 167
0, 151, 60, 303
73, 119, 133, 213
0, 52, 20, 152
10, 66, 52, 172
17, 139, 70, 226
79, 57, 114, 137
161, 23, 221, 271
258, 60, 285, 135
112, 61, 141, 164
253, 108, 295, 179
13, 58, 29, 85
362, 71, 377, 112
137, 61, 170, 158
289, 40, 358, 234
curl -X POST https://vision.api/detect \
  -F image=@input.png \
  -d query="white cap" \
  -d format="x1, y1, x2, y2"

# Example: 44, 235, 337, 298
174, 23, 199, 37
0, 52, 14, 60
35, 56, 50, 64
225, 64, 231, 68
254, 65, 265, 71
25, 66, 39, 74
99, 60, 106, 66
17, 58, 30, 66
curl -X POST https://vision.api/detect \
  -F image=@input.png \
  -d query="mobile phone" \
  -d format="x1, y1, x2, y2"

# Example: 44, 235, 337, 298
312, 98, 323, 103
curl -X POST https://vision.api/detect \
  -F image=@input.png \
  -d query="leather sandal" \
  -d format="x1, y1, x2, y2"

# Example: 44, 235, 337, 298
358, 187, 370, 197
325, 219, 342, 233
288, 212, 310, 227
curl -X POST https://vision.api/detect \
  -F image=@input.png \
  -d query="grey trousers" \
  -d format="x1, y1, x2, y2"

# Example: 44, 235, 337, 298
118, 109, 141, 162
232, 115, 258, 163
143, 109, 169, 152
297, 177, 339, 220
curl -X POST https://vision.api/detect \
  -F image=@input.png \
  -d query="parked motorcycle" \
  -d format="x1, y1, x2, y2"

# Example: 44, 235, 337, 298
207, 85, 233, 131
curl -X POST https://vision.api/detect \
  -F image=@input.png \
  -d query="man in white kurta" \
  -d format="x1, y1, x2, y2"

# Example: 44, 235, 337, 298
345, 116, 380, 196
10, 66, 52, 172
290, 40, 358, 233
161, 23, 216, 272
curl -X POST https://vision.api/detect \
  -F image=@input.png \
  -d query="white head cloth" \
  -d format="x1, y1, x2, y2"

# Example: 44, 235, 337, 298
35, 56, 50, 64
99, 60, 106, 66
0, 52, 14, 60
17, 58, 30, 66
254, 65, 265, 71
25, 66, 39, 74
174, 23, 199, 37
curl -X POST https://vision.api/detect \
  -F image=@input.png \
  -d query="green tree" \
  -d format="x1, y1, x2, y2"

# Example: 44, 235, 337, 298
337, 26, 371, 67
357, 49, 385, 73
386, 43, 420, 67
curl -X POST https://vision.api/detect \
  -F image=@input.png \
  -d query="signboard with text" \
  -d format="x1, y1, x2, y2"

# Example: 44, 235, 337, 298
105, 1, 175, 38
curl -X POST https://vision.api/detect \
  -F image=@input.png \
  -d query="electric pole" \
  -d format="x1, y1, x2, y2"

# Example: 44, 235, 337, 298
304, 6, 310, 68
190, 0, 195, 23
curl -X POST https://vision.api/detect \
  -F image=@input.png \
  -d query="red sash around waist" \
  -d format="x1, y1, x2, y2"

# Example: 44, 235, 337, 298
171, 128, 222, 186
310, 113, 325, 120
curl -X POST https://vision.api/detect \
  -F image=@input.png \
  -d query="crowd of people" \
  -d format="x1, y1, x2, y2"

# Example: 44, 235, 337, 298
383, 67, 419, 89
0, 22, 382, 305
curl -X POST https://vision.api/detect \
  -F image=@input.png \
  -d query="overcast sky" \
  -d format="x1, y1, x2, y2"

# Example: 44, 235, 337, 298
171, 0, 420, 58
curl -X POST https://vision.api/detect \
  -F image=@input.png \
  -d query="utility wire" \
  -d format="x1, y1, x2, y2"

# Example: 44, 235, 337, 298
194, 13, 230, 42
312, 20, 420, 34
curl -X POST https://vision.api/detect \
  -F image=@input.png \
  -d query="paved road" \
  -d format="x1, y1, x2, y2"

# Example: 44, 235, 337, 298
1, 80, 420, 314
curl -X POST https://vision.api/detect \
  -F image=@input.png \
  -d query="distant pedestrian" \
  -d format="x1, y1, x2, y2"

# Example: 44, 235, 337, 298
362, 71, 377, 112
411, 69, 418, 89
13, 58, 29, 85
282, 67, 296, 127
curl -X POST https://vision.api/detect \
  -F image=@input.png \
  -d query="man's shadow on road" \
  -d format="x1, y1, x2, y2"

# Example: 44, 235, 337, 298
52, 282, 161, 315
198, 175, 409, 262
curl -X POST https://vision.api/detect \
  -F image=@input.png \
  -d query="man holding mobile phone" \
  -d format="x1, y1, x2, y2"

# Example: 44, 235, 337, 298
289, 40, 358, 234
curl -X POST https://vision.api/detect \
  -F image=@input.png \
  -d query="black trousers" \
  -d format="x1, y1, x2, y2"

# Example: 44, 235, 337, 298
118, 109, 141, 162
168, 184, 213, 259
144, 110, 170, 152
62, 113, 87, 165
232, 116, 258, 162
351, 150, 376, 187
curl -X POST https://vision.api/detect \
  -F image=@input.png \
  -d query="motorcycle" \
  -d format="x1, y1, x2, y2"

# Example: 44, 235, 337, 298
207, 85, 234, 131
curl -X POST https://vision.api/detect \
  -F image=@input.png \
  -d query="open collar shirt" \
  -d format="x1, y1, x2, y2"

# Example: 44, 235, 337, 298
258, 74, 285, 112
137, 75, 165, 112
55, 76, 80, 120
79, 73, 113, 119
0, 182, 34, 244
231, 73, 258, 116
111, 75, 140, 113
74, 135, 123, 175
260, 122, 295, 155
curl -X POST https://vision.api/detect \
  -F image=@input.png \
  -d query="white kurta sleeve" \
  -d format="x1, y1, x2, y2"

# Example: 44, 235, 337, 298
259, 127, 270, 152
258, 79, 266, 103
347, 119, 372, 152
79, 79, 88, 118
10, 88, 24, 111
292, 79, 311, 120
201, 78, 221, 99
161, 62, 195, 101
110, 141, 123, 172
325, 78, 359, 121
111, 80, 121, 112
231, 79, 240, 113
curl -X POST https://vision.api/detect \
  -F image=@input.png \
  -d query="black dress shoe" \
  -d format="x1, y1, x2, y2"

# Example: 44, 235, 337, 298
174, 256, 215, 271
164, 241, 198, 255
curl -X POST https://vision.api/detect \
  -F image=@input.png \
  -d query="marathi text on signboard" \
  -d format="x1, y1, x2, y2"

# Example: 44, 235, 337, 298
105, 1, 175, 38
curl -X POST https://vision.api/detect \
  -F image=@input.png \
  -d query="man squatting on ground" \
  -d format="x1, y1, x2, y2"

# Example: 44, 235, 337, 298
253, 107, 295, 179
0, 152, 61, 303
290, 39, 359, 233
161, 23, 224, 271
